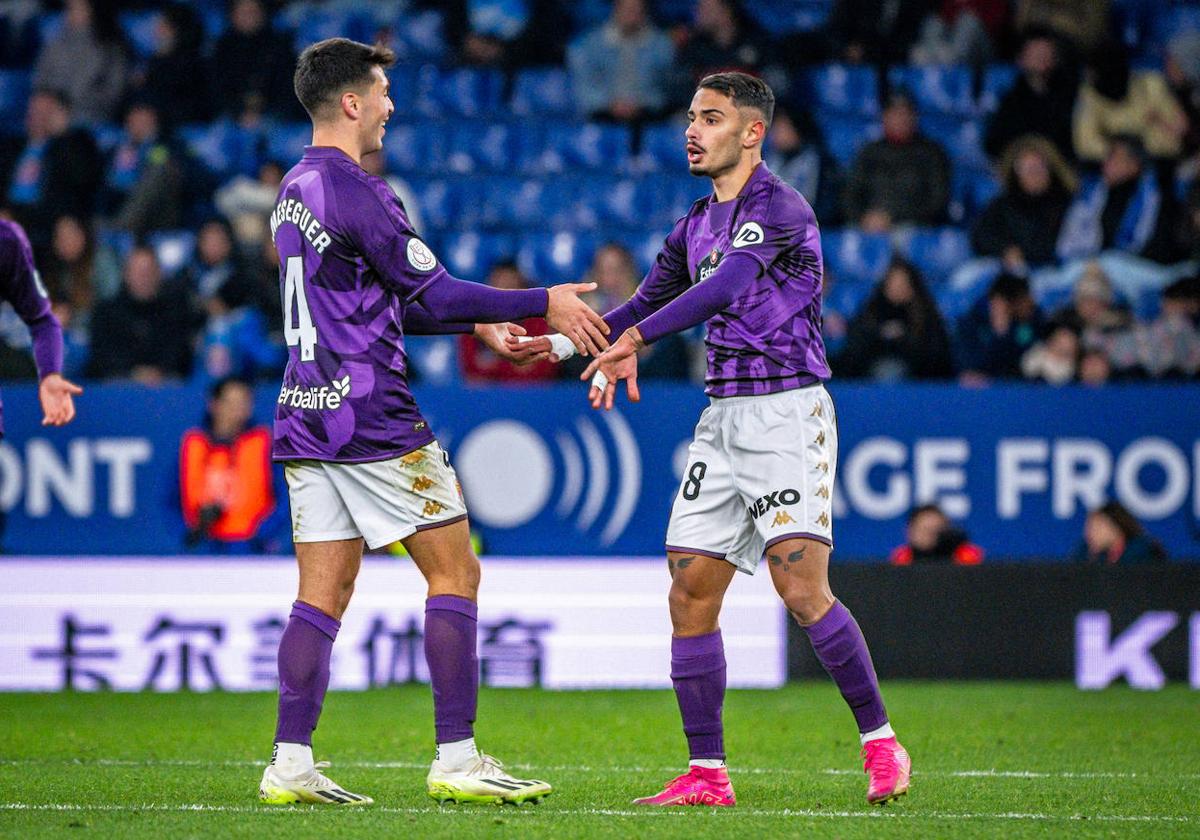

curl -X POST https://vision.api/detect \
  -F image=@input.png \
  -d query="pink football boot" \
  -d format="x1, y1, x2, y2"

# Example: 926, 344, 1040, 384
632, 766, 736, 807
862, 736, 911, 805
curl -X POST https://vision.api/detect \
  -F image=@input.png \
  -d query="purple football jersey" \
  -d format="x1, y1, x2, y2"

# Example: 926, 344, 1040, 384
0, 219, 62, 436
271, 146, 447, 462
618, 163, 830, 397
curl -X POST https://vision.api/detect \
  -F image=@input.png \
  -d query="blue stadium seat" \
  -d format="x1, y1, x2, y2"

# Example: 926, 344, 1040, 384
823, 276, 873, 320
818, 111, 881, 167
746, 0, 833, 33
385, 9, 448, 62
0, 69, 30, 126
36, 13, 62, 50
888, 65, 976, 116
406, 177, 462, 230
516, 231, 597, 284
530, 122, 631, 173
179, 121, 261, 178
1151, 5, 1200, 52
490, 176, 552, 229
415, 66, 505, 118
804, 64, 879, 117
950, 166, 1001, 225
436, 231, 516, 283
821, 229, 892, 285
920, 114, 987, 170
615, 228, 672, 275
511, 68, 574, 117
382, 121, 447, 173
147, 230, 196, 278
897, 227, 972, 283
444, 120, 515, 174
118, 10, 159, 59
91, 123, 124, 155
979, 64, 1019, 113
934, 282, 989, 322
100, 229, 135, 263
289, 8, 372, 49
265, 123, 311, 169
637, 121, 687, 172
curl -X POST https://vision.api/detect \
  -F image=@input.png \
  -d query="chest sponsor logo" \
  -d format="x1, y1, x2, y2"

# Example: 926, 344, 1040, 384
407, 238, 437, 271
695, 248, 722, 284
731, 221, 764, 248
748, 488, 801, 520
277, 374, 351, 411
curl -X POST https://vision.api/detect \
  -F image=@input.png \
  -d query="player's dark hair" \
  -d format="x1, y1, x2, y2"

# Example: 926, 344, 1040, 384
294, 37, 395, 121
697, 71, 774, 128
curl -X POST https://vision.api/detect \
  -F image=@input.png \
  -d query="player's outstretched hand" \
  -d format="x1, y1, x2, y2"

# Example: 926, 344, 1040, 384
507, 333, 577, 363
545, 282, 610, 357
38, 373, 82, 426
581, 329, 641, 411
476, 322, 551, 366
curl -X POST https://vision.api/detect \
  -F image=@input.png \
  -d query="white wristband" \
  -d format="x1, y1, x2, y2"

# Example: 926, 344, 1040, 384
516, 333, 576, 362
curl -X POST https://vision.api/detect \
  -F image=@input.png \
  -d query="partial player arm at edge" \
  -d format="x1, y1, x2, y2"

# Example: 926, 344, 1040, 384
402, 298, 475, 335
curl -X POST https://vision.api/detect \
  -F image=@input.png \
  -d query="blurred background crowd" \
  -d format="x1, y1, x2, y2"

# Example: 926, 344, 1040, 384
0, 0, 1199, 394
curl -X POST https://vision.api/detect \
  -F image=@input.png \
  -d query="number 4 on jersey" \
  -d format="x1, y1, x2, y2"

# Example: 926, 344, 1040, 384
284, 255, 317, 361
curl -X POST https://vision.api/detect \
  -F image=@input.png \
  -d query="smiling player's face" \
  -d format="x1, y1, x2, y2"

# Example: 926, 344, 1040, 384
684, 88, 753, 179
357, 66, 393, 155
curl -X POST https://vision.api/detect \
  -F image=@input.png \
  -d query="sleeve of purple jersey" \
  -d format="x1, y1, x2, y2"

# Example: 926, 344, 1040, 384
402, 299, 475, 335
603, 214, 692, 336
415, 275, 548, 324
0, 225, 63, 378
635, 253, 760, 345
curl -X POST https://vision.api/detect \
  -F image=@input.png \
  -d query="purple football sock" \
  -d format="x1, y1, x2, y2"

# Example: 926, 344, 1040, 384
425, 595, 479, 744
802, 600, 889, 734
274, 600, 340, 745
671, 630, 727, 761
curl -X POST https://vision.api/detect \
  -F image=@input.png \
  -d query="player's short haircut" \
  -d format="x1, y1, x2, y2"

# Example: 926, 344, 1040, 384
697, 71, 774, 128
294, 37, 395, 121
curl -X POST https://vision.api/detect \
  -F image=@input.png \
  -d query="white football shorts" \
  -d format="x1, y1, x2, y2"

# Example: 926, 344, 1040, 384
285, 441, 468, 549
665, 384, 837, 574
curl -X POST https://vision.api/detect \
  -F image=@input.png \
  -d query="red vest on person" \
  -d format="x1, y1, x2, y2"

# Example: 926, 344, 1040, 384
180, 427, 274, 541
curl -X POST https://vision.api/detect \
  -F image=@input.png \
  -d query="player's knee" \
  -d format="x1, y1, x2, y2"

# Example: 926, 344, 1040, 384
780, 586, 835, 625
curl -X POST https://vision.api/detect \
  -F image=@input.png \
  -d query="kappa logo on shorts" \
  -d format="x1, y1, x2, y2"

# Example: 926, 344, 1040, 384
772, 510, 797, 527
412, 476, 435, 492
423, 500, 446, 516
731, 221, 764, 248
747, 488, 801, 520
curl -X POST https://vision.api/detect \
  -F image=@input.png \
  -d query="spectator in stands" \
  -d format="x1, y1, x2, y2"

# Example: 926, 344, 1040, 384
1070, 501, 1167, 565
1020, 319, 1078, 384
973, 135, 1076, 273
1165, 32, 1200, 162
1073, 41, 1186, 166
766, 104, 839, 224
985, 29, 1078, 162
1053, 264, 1132, 352
1012, 0, 1108, 58
87, 245, 196, 383
0, 89, 101, 248
910, 0, 1007, 67
459, 261, 558, 383
826, 0, 929, 67
104, 100, 185, 235
42, 215, 120, 319
440, 0, 572, 69
955, 272, 1042, 383
182, 218, 247, 303
178, 376, 280, 554
675, 0, 768, 87
1106, 277, 1200, 380
1057, 136, 1171, 263
210, 0, 298, 120
566, 242, 691, 381
843, 91, 951, 231
194, 273, 284, 386
32, 0, 127, 124
249, 230, 283, 329
567, 0, 675, 123
835, 257, 954, 380
49, 299, 88, 382
1077, 347, 1111, 385
889, 504, 984, 565
214, 160, 285, 251
131, 2, 211, 127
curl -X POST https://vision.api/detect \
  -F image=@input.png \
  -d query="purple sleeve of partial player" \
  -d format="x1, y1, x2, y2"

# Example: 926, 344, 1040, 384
603, 214, 693, 337
636, 253, 760, 345
402, 300, 475, 335
0, 221, 62, 378
416, 276, 548, 324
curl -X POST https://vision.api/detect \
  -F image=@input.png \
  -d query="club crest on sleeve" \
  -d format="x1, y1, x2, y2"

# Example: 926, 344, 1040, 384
407, 238, 437, 271
731, 221, 764, 248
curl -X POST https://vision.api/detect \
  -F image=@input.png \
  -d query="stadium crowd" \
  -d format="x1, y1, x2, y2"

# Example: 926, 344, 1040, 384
0, 0, 1198, 390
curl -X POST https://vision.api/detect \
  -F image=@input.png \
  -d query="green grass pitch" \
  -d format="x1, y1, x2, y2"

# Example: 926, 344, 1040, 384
0, 682, 1195, 838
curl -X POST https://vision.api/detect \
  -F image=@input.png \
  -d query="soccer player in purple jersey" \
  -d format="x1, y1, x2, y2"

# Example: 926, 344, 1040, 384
576, 73, 912, 807
0, 219, 80, 433
257, 38, 608, 807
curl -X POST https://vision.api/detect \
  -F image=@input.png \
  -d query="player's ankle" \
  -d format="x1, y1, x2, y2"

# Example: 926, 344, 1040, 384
271, 742, 314, 777
690, 758, 726, 769
435, 736, 478, 769
860, 722, 895, 745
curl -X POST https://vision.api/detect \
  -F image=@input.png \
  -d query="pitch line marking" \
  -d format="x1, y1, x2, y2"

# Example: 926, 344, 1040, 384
1, 758, 1195, 780
0, 802, 1193, 824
